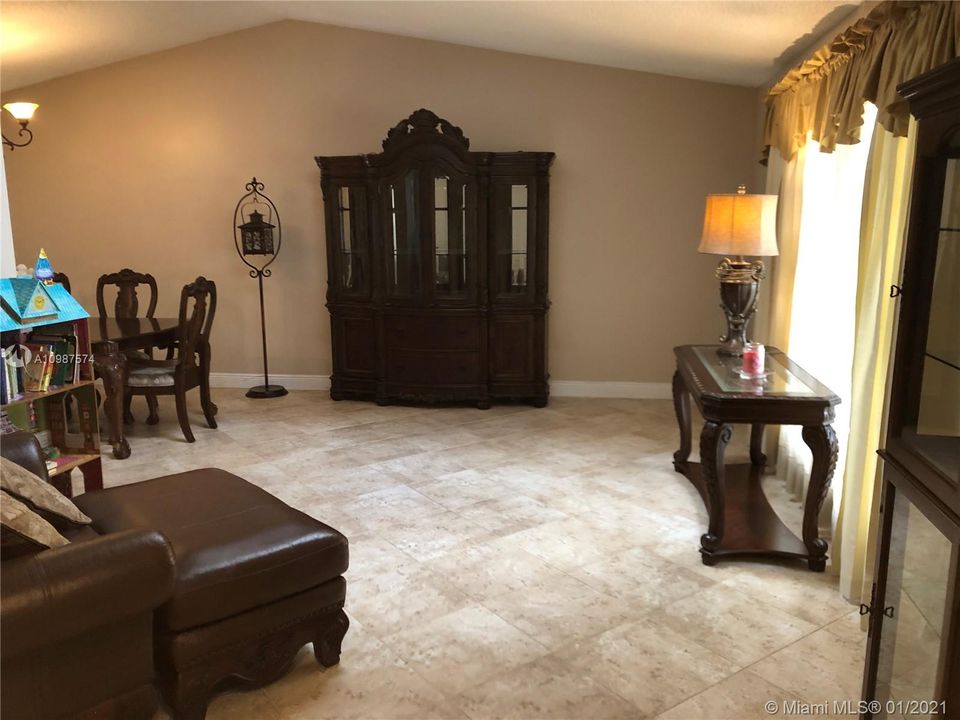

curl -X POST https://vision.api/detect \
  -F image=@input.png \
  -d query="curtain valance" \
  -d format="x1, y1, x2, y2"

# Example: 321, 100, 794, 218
762, 1, 959, 163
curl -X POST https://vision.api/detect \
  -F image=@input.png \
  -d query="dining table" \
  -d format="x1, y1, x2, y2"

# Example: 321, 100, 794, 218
90, 316, 179, 459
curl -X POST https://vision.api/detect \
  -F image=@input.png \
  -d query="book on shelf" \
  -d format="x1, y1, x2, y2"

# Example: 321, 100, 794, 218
2, 318, 90, 403
30, 325, 81, 389
23, 343, 53, 392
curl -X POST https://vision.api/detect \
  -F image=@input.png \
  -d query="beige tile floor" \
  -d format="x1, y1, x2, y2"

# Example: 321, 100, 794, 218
96, 390, 866, 720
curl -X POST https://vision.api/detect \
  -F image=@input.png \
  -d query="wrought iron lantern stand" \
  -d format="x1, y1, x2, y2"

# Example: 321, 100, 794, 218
234, 177, 287, 398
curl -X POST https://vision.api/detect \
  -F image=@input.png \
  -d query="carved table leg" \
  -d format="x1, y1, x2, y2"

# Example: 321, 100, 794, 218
93, 345, 131, 460
699, 420, 732, 563
672, 370, 692, 472
801, 424, 838, 571
750, 423, 767, 467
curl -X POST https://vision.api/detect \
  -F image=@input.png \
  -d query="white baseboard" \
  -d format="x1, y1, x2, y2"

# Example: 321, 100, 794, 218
209, 373, 670, 399
550, 380, 672, 399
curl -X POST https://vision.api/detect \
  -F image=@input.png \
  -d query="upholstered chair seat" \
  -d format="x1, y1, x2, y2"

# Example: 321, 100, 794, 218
128, 365, 176, 387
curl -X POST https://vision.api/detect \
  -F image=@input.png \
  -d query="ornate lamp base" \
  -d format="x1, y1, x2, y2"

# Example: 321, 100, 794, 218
247, 384, 288, 399
715, 257, 764, 357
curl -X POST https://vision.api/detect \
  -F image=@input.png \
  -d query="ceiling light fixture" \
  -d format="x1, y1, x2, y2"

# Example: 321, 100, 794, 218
2, 102, 39, 150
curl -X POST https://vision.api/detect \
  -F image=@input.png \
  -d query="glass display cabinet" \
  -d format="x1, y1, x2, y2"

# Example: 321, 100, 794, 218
862, 58, 960, 719
316, 109, 554, 407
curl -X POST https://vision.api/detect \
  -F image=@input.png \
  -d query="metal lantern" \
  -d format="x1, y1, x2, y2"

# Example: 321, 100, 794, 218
233, 177, 287, 398
238, 210, 275, 255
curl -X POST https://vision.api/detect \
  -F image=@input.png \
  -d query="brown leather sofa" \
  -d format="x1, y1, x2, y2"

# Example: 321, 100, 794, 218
2, 433, 350, 720
1, 432, 175, 720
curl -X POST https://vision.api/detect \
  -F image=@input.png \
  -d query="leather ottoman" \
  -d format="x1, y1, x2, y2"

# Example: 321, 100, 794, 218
75, 468, 349, 720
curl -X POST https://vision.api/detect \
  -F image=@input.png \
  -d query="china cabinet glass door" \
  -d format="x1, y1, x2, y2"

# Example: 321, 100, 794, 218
896, 149, 960, 483
335, 186, 369, 296
432, 174, 474, 299
384, 170, 421, 298
493, 182, 533, 298
871, 482, 955, 718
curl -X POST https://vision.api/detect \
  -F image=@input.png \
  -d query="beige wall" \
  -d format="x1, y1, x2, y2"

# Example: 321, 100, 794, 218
3, 20, 760, 383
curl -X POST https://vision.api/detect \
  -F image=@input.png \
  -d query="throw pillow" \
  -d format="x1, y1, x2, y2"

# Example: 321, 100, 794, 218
0, 456, 92, 526
0, 489, 70, 549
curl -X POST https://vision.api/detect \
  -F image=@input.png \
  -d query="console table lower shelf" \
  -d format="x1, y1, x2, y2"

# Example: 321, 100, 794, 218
677, 460, 813, 567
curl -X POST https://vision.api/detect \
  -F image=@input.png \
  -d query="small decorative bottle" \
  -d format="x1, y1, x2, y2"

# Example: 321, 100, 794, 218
742, 342, 765, 377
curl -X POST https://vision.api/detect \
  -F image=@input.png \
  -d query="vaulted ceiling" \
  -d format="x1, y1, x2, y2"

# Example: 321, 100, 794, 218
1, 0, 859, 91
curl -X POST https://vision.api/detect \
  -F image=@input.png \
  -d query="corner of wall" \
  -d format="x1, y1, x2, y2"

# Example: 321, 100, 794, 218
0, 151, 16, 276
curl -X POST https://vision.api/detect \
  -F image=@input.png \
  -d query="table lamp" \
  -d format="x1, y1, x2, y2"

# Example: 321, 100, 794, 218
699, 184, 778, 356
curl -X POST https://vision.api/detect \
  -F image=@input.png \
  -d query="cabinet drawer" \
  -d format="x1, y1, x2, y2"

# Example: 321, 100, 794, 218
386, 316, 480, 350
387, 351, 481, 386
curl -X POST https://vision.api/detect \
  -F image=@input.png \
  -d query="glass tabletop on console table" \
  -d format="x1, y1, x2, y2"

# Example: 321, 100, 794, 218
676, 345, 840, 404
695, 346, 816, 396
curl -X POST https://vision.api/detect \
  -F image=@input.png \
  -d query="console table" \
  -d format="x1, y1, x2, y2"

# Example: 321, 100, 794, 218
672, 345, 840, 571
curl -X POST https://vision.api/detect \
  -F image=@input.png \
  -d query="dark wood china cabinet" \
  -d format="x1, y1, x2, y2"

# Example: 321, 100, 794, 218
316, 109, 554, 407
862, 59, 960, 719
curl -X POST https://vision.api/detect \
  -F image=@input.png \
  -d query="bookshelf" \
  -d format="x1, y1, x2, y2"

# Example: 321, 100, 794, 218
1, 278, 103, 497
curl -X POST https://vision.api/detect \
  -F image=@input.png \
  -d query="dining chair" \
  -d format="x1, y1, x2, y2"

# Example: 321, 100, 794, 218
96, 268, 161, 423
96, 268, 158, 319
125, 277, 217, 443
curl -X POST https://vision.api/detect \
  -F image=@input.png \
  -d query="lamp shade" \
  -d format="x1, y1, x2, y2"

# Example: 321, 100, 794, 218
3, 102, 38, 121
699, 187, 779, 257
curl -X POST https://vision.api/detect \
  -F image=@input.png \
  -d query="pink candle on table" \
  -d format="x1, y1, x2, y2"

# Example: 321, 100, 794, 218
743, 342, 765, 377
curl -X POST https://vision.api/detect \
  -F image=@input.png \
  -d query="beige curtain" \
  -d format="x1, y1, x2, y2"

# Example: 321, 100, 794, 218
772, 109, 877, 538
763, 1, 959, 163
835, 118, 917, 602
765, 146, 806, 354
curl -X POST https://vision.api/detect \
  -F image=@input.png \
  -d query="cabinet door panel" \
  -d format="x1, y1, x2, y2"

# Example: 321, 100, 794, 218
333, 315, 376, 376
491, 316, 535, 381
